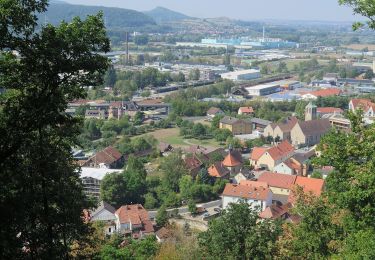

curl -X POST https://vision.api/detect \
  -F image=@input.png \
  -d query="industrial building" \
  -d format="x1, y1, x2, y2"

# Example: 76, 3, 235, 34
221, 69, 261, 81
245, 83, 281, 96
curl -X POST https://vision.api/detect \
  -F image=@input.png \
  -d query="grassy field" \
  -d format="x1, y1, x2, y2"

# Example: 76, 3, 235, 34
134, 127, 223, 148
345, 44, 375, 51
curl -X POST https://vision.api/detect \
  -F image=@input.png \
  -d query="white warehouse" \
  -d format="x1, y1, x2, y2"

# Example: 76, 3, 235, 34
221, 69, 261, 81
245, 83, 281, 96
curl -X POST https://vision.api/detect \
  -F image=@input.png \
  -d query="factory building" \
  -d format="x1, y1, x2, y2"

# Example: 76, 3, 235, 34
245, 83, 281, 96
221, 69, 261, 81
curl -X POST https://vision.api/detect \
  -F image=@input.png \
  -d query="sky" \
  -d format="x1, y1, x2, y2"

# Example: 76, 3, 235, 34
61, 0, 360, 22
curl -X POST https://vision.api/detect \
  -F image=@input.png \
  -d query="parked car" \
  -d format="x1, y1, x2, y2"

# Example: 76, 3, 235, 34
214, 208, 222, 213
203, 213, 210, 217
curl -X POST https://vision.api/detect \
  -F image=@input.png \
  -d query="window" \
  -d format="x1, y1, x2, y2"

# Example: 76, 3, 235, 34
108, 227, 111, 233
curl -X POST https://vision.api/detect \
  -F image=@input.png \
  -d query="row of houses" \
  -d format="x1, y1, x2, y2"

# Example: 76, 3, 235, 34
222, 171, 325, 221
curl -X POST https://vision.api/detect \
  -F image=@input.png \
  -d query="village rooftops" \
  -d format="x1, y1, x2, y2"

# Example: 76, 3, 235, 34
222, 149, 243, 167
297, 119, 331, 136
266, 140, 294, 161
208, 162, 230, 178
220, 116, 251, 125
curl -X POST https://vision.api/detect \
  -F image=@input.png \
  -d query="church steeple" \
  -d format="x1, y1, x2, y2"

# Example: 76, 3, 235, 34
305, 102, 317, 121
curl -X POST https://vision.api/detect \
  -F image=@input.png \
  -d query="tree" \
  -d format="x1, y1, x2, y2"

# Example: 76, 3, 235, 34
188, 200, 197, 215
160, 151, 188, 192
100, 172, 127, 207
189, 68, 200, 81
199, 202, 281, 259
260, 64, 269, 75
156, 205, 168, 227
104, 65, 117, 87
0, 2, 110, 258
339, 0, 375, 29
277, 61, 288, 73
192, 123, 207, 139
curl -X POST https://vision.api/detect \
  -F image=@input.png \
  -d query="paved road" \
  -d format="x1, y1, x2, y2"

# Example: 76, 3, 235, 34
148, 199, 222, 219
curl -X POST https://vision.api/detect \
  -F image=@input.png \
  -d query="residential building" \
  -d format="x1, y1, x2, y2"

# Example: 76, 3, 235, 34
82, 146, 124, 169
250, 141, 295, 171
259, 203, 299, 222
220, 69, 261, 81
288, 176, 325, 204
219, 116, 252, 135
349, 98, 375, 121
222, 183, 273, 211
90, 201, 117, 235
290, 119, 331, 147
301, 88, 342, 100
115, 204, 155, 239
257, 172, 297, 201
207, 107, 224, 119
184, 155, 203, 178
323, 73, 339, 82
238, 106, 254, 115
317, 107, 343, 118
273, 157, 308, 176
329, 114, 351, 132
85, 109, 107, 119
263, 116, 298, 142
251, 118, 272, 132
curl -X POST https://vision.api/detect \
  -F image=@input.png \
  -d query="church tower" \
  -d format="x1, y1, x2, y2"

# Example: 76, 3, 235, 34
305, 102, 317, 121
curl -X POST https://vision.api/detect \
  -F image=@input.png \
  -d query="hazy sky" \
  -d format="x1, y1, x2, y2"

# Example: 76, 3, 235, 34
61, 0, 360, 22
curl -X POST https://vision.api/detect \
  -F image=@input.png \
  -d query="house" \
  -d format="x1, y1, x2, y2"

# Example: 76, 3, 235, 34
208, 162, 230, 179
301, 88, 342, 100
290, 119, 331, 147
222, 183, 273, 211
273, 157, 307, 176
263, 117, 298, 142
85, 109, 107, 119
222, 149, 243, 175
257, 172, 297, 197
288, 176, 325, 204
317, 107, 343, 118
323, 73, 339, 82
251, 118, 272, 132
207, 107, 224, 119
115, 204, 154, 239
90, 201, 117, 235
349, 98, 375, 120
238, 106, 254, 116
82, 146, 124, 169
328, 113, 351, 132
185, 145, 226, 162
250, 141, 295, 171
184, 155, 204, 178
156, 227, 172, 243
219, 116, 252, 135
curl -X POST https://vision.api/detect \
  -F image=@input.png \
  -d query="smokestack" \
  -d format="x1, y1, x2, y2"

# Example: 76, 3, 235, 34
125, 32, 129, 64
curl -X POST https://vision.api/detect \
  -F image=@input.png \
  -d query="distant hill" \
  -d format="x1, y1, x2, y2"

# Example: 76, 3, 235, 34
144, 7, 192, 23
39, 2, 156, 29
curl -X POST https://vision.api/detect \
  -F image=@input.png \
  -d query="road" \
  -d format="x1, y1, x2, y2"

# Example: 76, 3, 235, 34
148, 199, 222, 219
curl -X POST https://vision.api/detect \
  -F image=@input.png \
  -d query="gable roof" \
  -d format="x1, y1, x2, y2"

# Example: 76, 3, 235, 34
251, 118, 272, 126
207, 107, 223, 115
220, 116, 250, 125
259, 203, 292, 219
294, 176, 325, 196
258, 172, 297, 189
296, 119, 331, 137
239, 106, 254, 113
350, 98, 375, 113
307, 88, 341, 98
266, 140, 294, 161
317, 107, 343, 114
208, 162, 230, 178
250, 147, 268, 161
240, 180, 268, 188
184, 156, 203, 171
115, 204, 151, 226
84, 146, 122, 166
222, 183, 271, 201
277, 116, 298, 132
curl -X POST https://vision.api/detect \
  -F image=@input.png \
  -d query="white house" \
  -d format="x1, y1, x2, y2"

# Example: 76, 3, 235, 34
90, 201, 117, 235
222, 183, 273, 211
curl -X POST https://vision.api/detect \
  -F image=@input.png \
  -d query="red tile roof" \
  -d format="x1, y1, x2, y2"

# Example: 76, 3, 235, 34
266, 140, 294, 161
84, 146, 122, 166
239, 106, 254, 114
239, 180, 268, 188
222, 150, 242, 167
222, 184, 271, 201
115, 205, 154, 234
250, 147, 268, 161
259, 203, 292, 219
207, 107, 223, 115
294, 176, 325, 196
350, 98, 375, 113
258, 172, 297, 189
208, 162, 230, 178
184, 156, 203, 170
317, 107, 343, 114
308, 88, 341, 98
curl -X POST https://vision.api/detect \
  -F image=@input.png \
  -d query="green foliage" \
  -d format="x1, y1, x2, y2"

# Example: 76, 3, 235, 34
0, 3, 110, 258
156, 204, 169, 227
188, 200, 198, 215
199, 202, 281, 259
339, 0, 375, 30
134, 34, 149, 45
159, 151, 188, 193
189, 68, 201, 80
100, 156, 147, 207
